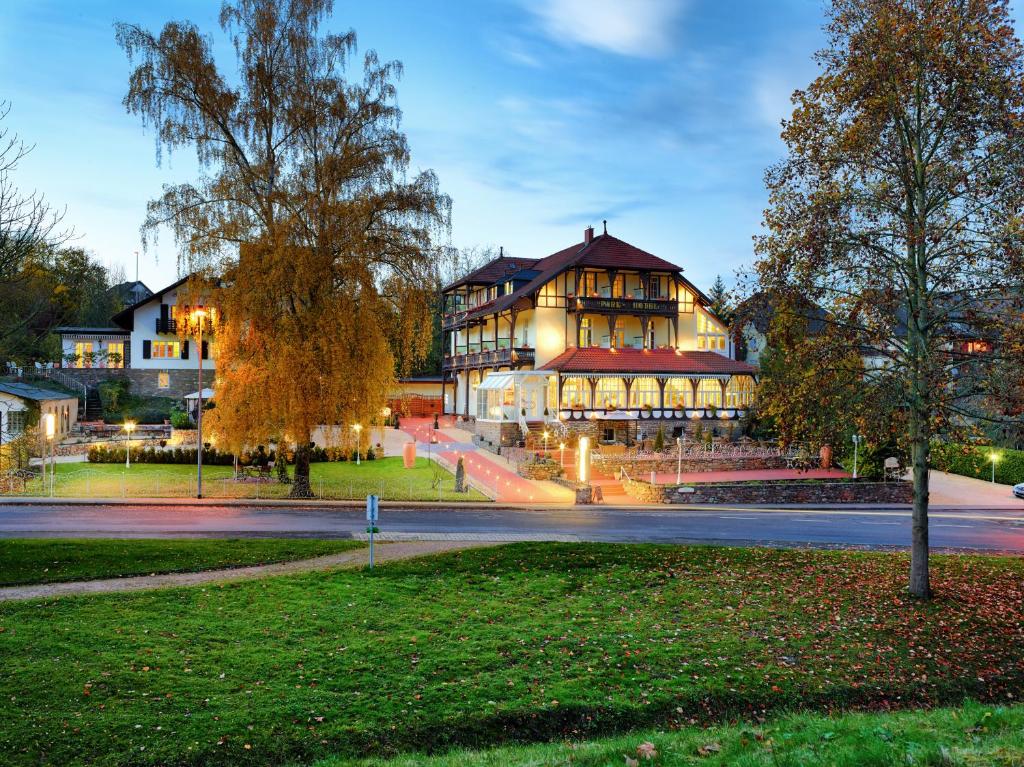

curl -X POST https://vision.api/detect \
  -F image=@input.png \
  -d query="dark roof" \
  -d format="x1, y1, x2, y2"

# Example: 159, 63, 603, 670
541, 347, 758, 376
443, 257, 539, 292
0, 381, 77, 402
733, 292, 828, 335
456, 233, 713, 323
57, 326, 129, 335
111, 274, 193, 331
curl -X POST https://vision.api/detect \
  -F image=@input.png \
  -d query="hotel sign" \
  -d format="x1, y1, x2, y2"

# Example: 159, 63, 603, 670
575, 297, 676, 315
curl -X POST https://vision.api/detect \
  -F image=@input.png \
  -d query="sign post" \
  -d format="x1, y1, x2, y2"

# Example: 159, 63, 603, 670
365, 494, 379, 569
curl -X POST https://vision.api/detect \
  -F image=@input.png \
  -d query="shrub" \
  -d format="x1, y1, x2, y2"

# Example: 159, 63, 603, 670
169, 406, 192, 429
653, 425, 665, 452
931, 442, 1024, 486
88, 445, 235, 465
97, 378, 131, 414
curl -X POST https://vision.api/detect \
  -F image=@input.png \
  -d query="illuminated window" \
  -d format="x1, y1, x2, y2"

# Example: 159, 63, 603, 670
595, 377, 627, 409
152, 341, 180, 359
107, 342, 125, 368
963, 340, 992, 354
698, 313, 727, 352
628, 377, 660, 408
725, 375, 755, 407
560, 377, 591, 408
74, 342, 94, 368
664, 378, 693, 408
611, 274, 624, 298
579, 318, 593, 347
580, 272, 597, 296
157, 372, 170, 389
677, 285, 694, 313
696, 379, 723, 409
611, 318, 626, 348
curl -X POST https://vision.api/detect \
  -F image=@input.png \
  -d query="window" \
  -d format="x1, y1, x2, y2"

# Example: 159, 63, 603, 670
579, 318, 593, 347
595, 377, 627, 409
580, 272, 597, 296
611, 274, 624, 298
629, 377, 660, 408
696, 379, 723, 409
664, 378, 693, 408
611, 318, 626, 348
677, 286, 694, 313
649, 275, 664, 299
697, 313, 728, 352
560, 377, 591, 408
6, 410, 26, 435
157, 372, 170, 389
647, 324, 656, 349
152, 341, 180, 359
74, 342, 94, 368
725, 375, 755, 407
107, 342, 125, 368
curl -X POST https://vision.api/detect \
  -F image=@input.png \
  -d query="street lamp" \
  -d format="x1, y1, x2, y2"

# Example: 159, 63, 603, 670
191, 308, 208, 499
559, 441, 566, 468
990, 451, 999, 484
851, 434, 864, 480
123, 420, 136, 468
43, 412, 55, 497
352, 423, 362, 465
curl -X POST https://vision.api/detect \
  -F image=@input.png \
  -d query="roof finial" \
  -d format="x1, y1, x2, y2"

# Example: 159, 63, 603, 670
602, 219, 607, 235
499, 245, 504, 257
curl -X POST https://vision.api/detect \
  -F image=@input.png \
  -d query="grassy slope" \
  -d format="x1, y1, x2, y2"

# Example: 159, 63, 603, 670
16, 457, 486, 501
322, 702, 1024, 766
0, 538, 363, 586
1, 543, 1024, 766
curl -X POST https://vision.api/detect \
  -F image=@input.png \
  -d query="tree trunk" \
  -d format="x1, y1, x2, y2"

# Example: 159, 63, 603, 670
908, 381, 931, 598
290, 436, 313, 499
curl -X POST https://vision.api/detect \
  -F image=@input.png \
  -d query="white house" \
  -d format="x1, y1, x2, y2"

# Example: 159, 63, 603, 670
0, 381, 79, 441
58, 275, 216, 399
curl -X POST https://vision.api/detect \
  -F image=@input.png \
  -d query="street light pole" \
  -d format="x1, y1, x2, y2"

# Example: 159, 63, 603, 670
353, 423, 362, 466
991, 452, 999, 484
124, 421, 136, 468
193, 309, 206, 499
852, 434, 863, 480
676, 436, 682, 484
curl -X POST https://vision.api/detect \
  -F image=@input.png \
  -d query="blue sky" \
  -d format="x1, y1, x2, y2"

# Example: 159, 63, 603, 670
1, 1, 1016, 293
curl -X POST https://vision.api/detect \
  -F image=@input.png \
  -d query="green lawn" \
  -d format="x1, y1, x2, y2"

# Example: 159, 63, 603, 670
0, 538, 363, 586
11, 457, 487, 501
324, 701, 1024, 766
2, 543, 1024, 766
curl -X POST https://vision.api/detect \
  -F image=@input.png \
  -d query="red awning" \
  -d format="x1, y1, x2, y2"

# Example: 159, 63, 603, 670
540, 347, 757, 376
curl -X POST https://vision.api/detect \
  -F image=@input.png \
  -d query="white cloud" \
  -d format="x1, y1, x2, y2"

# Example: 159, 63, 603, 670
525, 0, 686, 58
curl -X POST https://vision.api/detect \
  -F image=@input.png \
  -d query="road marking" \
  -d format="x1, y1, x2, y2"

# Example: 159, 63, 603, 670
718, 515, 759, 520
793, 518, 832, 523
858, 521, 900, 526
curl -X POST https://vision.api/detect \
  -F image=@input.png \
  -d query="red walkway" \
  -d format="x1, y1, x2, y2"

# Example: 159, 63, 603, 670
436, 449, 566, 503
399, 417, 457, 444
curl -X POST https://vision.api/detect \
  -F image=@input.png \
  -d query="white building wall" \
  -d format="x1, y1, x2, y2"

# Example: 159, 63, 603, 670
130, 287, 217, 371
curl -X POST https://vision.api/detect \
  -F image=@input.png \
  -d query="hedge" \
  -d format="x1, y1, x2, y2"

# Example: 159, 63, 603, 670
87, 445, 377, 465
930, 442, 1024, 486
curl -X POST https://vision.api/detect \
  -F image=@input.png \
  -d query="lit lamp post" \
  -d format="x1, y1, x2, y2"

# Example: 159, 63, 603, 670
676, 436, 682, 484
990, 451, 999, 484
851, 434, 864, 480
352, 423, 362, 466
559, 441, 566, 468
578, 436, 590, 483
43, 412, 55, 497
123, 420, 136, 468
191, 308, 208, 499
380, 406, 391, 450
543, 430, 549, 455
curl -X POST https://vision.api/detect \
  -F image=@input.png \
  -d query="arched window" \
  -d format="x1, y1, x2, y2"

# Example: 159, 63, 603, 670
664, 378, 693, 408
695, 378, 723, 409
725, 375, 755, 407
595, 377, 627, 409
560, 377, 591, 408
628, 377, 660, 408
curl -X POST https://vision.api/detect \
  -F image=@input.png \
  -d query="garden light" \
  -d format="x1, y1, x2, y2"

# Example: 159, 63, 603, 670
123, 420, 136, 469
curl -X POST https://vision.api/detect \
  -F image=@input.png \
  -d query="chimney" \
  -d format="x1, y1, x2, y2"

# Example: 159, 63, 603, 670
584, 225, 594, 244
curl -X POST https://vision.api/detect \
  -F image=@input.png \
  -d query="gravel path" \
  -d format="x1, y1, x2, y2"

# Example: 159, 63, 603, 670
0, 540, 501, 602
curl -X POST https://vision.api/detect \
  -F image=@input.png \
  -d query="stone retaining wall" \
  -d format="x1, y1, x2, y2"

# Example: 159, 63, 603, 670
597, 455, 789, 476
56, 369, 205, 399
623, 478, 914, 505
516, 459, 564, 481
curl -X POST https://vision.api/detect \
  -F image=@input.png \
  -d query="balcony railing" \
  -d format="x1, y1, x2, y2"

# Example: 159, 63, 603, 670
567, 295, 677, 316
443, 346, 535, 371
155, 318, 178, 334
442, 310, 470, 330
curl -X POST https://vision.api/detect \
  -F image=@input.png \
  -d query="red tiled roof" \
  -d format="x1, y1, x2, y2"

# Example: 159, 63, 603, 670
540, 347, 758, 375
442, 256, 538, 291
576, 235, 680, 272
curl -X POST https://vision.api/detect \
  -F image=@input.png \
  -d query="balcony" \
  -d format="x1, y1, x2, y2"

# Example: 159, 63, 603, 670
443, 346, 535, 371
155, 318, 178, 334
442, 310, 469, 330
567, 295, 677, 316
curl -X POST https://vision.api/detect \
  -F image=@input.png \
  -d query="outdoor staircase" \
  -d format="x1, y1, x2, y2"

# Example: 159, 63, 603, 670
83, 388, 103, 420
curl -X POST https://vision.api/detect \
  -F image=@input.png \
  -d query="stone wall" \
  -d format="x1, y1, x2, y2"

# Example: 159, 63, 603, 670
516, 459, 564, 481
471, 420, 523, 448
560, 417, 744, 443
597, 454, 789, 476
57, 369, 205, 399
623, 478, 914, 505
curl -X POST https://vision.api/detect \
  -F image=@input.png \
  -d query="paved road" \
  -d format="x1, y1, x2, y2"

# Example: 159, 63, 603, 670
3, 502, 1024, 551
